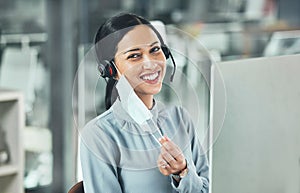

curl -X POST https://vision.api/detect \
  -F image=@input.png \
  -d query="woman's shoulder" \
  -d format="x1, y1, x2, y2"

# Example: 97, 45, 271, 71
81, 108, 116, 135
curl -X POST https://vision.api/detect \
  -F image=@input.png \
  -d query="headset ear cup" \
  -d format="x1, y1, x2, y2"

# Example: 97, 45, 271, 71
108, 60, 117, 78
98, 60, 117, 78
98, 63, 106, 77
162, 46, 170, 59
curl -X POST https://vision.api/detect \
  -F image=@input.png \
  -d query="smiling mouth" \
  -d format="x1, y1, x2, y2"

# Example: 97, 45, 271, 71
140, 71, 160, 81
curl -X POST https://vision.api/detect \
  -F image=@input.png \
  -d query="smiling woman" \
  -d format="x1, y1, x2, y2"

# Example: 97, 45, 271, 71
80, 13, 209, 193
114, 25, 167, 109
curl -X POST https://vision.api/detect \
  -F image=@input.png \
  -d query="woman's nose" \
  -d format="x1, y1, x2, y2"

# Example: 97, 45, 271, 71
142, 55, 157, 69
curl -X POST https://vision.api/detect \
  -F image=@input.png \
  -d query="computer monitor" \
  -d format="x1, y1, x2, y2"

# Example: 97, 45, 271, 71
210, 54, 300, 193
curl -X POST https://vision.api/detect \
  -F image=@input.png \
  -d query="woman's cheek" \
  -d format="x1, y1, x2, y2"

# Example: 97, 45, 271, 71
124, 70, 143, 88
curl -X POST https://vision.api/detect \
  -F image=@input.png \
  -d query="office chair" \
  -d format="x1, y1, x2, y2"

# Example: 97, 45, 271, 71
68, 181, 84, 193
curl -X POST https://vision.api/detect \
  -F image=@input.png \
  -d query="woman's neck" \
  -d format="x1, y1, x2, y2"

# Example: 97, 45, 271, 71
138, 94, 154, 109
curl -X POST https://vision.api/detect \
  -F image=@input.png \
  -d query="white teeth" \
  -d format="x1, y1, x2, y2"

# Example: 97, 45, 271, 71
141, 72, 159, 81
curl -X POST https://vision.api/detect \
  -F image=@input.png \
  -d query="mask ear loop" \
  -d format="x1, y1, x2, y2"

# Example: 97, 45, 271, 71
150, 121, 164, 146
140, 120, 164, 147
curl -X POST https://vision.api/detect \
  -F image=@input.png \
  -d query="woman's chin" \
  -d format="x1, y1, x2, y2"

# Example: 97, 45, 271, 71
136, 83, 162, 96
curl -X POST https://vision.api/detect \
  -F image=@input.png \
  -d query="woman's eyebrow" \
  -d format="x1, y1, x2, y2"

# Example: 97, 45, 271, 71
150, 41, 159, 47
123, 48, 141, 54
123, 41, 159, 54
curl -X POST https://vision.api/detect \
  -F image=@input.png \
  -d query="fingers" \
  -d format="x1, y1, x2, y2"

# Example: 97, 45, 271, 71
157, 154, 171, 176
157, 136, 186, 175
157, 154, 169, 168
161, 147, 177, 167
160, 136, 185, 163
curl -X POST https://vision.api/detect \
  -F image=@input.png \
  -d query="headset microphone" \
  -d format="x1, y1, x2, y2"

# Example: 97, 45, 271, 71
169, 52, 176, 82
162, 46, 176, 82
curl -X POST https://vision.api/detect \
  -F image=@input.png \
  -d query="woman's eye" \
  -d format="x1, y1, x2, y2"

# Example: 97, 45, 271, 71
150, 46, 161, 54
127, 53, 141, 59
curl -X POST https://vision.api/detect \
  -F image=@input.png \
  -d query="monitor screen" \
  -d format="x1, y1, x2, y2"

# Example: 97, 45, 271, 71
210, 54, 300, 193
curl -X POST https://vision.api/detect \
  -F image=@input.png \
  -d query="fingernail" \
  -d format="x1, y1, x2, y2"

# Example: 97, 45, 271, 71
165, 136, 170, 141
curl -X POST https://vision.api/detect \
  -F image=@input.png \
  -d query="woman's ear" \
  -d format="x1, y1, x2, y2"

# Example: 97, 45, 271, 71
114, 74, 120, 80
114, 65, 122, 80
111, 60, 121, 80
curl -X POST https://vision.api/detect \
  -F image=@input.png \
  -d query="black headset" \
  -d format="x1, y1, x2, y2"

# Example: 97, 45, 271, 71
96, 45, 176, 82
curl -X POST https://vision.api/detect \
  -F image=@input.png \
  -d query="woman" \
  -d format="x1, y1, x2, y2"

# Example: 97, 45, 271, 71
80, 13, 209, 193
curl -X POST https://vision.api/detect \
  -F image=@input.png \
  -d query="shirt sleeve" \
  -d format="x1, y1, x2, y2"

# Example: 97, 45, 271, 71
79, 117, 123, 193
169, 107, 210, 193
80, 141, 123, 193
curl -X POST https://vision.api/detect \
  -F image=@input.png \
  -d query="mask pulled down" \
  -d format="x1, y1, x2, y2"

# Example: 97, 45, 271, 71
116, 75, 164, 145
116, 75, 153, 126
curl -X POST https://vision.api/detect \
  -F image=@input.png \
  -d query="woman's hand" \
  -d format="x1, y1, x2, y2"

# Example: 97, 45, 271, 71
157, 136, 187, 177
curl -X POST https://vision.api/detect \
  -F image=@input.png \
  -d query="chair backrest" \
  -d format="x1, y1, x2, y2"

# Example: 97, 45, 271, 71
68, 181, 84, 193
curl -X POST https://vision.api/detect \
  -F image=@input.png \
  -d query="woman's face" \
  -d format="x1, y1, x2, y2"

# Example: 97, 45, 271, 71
114, 25, 167, 97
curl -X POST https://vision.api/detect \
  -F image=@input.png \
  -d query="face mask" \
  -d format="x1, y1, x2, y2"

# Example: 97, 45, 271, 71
116, 75, 153, 126
116, 74, 164, 146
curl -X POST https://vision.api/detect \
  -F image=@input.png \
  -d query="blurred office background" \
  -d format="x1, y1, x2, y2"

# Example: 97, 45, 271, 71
0, 0, 300, 193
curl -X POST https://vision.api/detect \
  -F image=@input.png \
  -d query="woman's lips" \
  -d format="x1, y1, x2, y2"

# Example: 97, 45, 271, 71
140, 71, 160, 84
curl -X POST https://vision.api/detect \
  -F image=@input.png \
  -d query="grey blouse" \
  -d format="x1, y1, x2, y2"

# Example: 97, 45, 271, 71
80, 99, 209, 193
